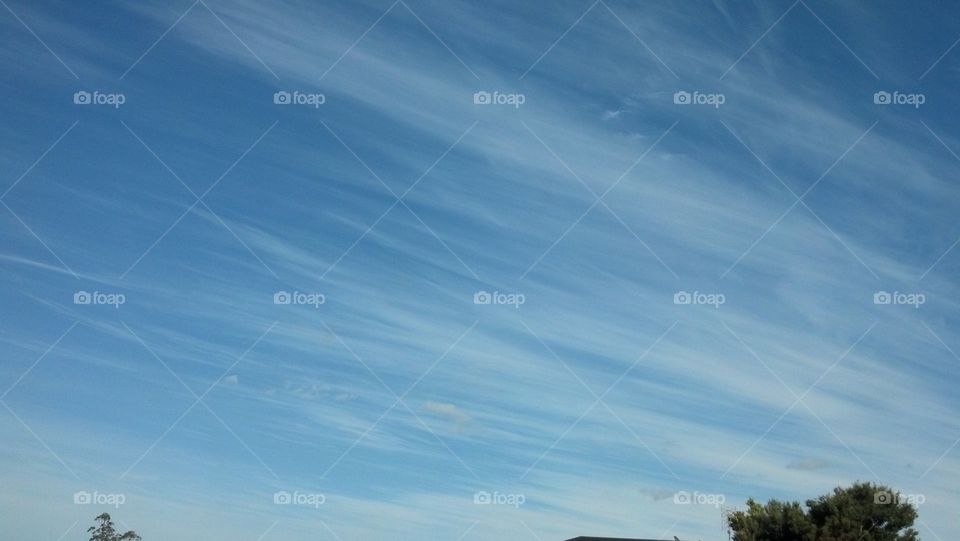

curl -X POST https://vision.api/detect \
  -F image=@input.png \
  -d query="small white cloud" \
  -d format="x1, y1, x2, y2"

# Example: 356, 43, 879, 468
602, 109, 624, 120
423, 401, 470, 426
223, 375, 239, 385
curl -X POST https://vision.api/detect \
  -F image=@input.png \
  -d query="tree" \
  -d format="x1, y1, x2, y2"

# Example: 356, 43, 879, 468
728, 483, 919, 541
807, 483, 918, 541
87, 513, 141, 541
728, 499, 815, 541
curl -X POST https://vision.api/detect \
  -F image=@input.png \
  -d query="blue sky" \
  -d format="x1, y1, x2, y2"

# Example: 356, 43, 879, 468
1, 0, 959, 539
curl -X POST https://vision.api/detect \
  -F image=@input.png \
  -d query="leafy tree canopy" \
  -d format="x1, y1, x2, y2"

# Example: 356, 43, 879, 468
87, 513, 141, 541
728, 482, 919, 541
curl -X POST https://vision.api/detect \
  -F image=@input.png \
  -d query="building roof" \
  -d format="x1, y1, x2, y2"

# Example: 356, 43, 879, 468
565, 538, 678, 541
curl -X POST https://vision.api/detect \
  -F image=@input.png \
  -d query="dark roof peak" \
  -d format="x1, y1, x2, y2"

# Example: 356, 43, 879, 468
565, 537, 681, 541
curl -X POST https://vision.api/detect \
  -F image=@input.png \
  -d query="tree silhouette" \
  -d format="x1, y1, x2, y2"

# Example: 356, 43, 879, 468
87, 513, 141, 541
728, 482, 919, 541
